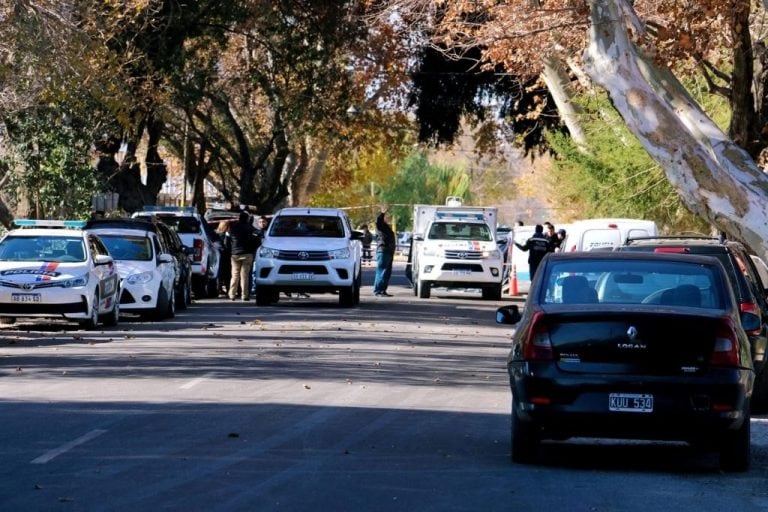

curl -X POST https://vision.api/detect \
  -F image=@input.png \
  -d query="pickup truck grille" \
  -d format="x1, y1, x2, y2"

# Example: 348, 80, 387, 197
277, 250, 329, 261
444, 250, 483, 260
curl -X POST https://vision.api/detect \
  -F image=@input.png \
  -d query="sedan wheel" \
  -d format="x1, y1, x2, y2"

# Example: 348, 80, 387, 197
510, 403, 539, 464
80, 294, 99, 330
719, 411, 751, 472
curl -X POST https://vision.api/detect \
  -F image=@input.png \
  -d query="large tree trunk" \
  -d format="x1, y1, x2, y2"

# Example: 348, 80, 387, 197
583, 0, 768, 258
541, 56, 587, 149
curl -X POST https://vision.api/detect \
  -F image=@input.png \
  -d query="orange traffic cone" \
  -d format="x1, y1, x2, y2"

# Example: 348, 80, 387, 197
511, 264, 519, 296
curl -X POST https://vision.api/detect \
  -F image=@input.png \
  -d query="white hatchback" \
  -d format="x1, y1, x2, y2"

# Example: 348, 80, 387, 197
0, 220, 120, 329
253, 208, 363, 307
87, 222, 177, 320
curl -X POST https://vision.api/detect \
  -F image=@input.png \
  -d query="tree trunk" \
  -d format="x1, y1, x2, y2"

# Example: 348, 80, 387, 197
541, 55, 588, 150
583, 0, 768, 257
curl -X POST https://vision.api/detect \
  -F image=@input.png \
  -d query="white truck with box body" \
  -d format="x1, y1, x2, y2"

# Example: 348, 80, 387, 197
406, 202, 504, 299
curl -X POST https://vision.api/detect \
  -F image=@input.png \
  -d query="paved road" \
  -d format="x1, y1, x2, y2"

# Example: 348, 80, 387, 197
0, 262, 766, 511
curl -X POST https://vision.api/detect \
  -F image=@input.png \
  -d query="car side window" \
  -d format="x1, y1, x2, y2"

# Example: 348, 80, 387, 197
89, 236, 109, 257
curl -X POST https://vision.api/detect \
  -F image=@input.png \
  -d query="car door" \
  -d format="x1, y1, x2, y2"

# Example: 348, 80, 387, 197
153, 235, 177, 296
88, 235, 119, 302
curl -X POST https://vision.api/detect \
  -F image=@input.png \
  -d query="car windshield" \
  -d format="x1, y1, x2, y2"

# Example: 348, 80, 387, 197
0, 235, 86, 262
269, 216, 345, 238
98, 234, 153, 261
428, 222, 492, 241
541, 259, 725, 308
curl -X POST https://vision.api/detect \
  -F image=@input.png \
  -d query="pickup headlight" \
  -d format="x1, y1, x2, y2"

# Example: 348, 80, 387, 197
126, 271, 154, 284
258, 246, 280, 259
422, 247, 443, 257
328, 248, 351, 260
60, 273, 89, 288
483, 249, 502, 259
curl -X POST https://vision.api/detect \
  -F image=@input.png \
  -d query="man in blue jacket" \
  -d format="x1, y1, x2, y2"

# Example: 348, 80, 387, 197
514, 224, 552, 280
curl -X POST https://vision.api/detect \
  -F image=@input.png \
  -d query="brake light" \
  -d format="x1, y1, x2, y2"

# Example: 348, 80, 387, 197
654, 247, 689, 253
522, 311, 554, 360
709, 317, 740, 367
739, 302, 761, 336
193, 239, 204, 262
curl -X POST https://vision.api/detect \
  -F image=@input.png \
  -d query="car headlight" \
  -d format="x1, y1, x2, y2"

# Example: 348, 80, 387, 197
483, 249, 502, 259
258, 246, 280, 258
328, 248, 350, 259
60, 273, 89, 288
422, 247, 443, 257
126, 271, 154, 284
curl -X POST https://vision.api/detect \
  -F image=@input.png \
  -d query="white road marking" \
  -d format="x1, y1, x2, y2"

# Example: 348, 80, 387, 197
180, 372, 216, 390
31, 429, 107, 464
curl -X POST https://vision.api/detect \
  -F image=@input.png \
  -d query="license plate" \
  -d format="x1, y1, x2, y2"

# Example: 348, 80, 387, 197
292, 273, 314, 280
453, 270, 472, 275
609, 393, 653, 413
11, 293, 41, 303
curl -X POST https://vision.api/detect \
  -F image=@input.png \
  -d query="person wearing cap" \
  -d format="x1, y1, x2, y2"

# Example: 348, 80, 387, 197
554, 228, 567, 252
515, 224, 552, 279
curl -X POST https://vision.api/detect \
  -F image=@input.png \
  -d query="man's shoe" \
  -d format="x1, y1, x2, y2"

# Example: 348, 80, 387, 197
380, 292, 393, 297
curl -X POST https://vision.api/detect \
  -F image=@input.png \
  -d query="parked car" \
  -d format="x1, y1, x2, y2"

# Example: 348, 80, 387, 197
151, 221, 194, 309
496, 251, 756, 471
618, 235, 768, 412
85, 219, 179, 320
132, 206, 221, 299
253, 207, 364, 307
0, 219, 120, 329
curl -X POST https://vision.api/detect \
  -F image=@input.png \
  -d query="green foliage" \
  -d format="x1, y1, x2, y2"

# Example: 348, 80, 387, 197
546, 92, 710, 233
381, 152, 471, 228
2, 105, 101, 219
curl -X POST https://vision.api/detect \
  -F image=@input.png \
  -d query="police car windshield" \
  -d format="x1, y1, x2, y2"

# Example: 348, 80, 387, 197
428, 222, 492, 241
0, 236, 86, 262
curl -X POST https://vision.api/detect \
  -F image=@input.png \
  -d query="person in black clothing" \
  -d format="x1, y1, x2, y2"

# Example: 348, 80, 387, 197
373, 207, 396, 297
515, 224, 552, 280
250, 216, 270, 296
228, 211, 259, 301
360, 224, 373, 264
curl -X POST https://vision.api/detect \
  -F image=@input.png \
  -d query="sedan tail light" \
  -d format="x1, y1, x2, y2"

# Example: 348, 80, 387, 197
523, 311, 554, 360
193, 239, 204, 262
709, 317, 741, 367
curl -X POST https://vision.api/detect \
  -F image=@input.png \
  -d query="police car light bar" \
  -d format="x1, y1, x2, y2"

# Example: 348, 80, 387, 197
14, 219, 87, 229
142, 205, 196, 213
435, 212, 484, 220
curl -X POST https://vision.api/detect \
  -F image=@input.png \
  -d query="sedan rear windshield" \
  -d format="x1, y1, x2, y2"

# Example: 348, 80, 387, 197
269, 216, 345, 238
542, 259, 725, 308
0, 236, 86, 262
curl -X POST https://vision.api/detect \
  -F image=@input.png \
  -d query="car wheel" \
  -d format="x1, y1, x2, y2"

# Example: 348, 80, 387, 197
339, 285, 355, 307
176, 279, 189, 311
154, 286, 170, 321
80, 294, 99, 330
510, 402, 539, 464
166, 286, 176, 319
100, 298, 119, 327
256, 286, 273, 306
417, 279, 431, 299
482, 285, 503, 300
719, 411, 751, 472
751, 366, 768, 414
206, 274, 219, 298
353, 267, 362, 305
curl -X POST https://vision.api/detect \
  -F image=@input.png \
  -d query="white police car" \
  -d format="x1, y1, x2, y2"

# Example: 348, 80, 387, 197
0, 220, 120, 329
85, 219, 177, 320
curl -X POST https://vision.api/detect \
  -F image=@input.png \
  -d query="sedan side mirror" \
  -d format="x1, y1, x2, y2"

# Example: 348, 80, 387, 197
741, 311, 761, 333
496, 305, 522, 325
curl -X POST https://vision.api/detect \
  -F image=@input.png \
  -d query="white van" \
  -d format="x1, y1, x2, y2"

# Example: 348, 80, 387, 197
561, 218, 658, 252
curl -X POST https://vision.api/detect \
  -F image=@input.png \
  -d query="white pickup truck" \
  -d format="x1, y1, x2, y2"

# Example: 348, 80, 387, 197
406, 203, 503, 299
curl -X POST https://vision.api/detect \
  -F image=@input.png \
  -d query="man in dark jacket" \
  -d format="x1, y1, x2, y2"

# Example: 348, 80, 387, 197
228, 211, 259, 301
515, 224, 552, 279
373, 207, 396, 297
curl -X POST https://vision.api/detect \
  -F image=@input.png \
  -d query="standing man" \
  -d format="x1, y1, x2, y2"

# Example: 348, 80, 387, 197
228, 211, 259, 301
373, 206, 396, 297
360, 224, 373, 264
515, 224, 552, 280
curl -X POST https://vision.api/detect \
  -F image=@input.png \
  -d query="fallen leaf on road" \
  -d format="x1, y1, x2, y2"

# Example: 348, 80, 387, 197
228, 432, 239, 438
16, 367, 21, 371
303, 384, 311, 389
